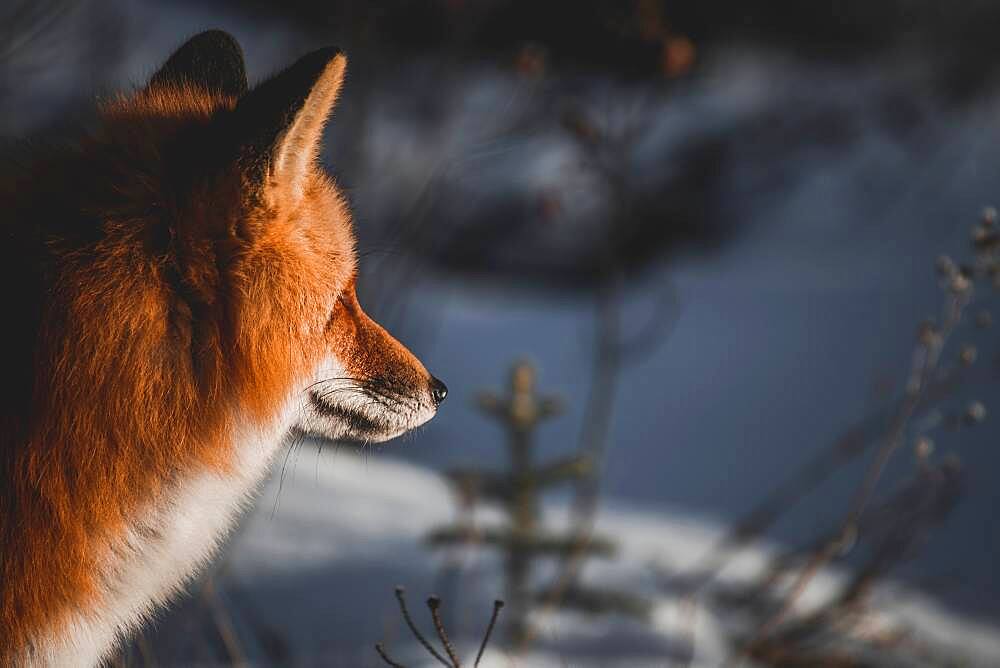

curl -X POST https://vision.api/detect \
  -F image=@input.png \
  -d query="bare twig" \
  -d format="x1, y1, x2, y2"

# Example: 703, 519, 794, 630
753, 286, 969, 640
725, 210, 1000, 666
680, 360, 971, 592
135, 631, 157, 668
201, 577, 248, 668
375, 642, 406, 668
742, 458, 964, 665
427, 596, 461, 667
474, 600, 505, 668
394, 587, 453, 667
378, 589, 505, 668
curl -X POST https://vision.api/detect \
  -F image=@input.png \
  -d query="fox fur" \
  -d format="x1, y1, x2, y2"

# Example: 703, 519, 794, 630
0, 30, 445, 665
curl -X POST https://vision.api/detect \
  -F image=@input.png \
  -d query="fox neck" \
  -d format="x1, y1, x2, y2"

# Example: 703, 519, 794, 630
18, 400, 301, 667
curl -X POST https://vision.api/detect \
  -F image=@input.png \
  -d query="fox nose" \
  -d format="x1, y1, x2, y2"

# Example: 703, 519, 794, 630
429, 376, 448, 406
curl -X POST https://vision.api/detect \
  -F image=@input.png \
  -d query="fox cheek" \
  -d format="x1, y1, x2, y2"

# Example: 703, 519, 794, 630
297, 283, 445, 442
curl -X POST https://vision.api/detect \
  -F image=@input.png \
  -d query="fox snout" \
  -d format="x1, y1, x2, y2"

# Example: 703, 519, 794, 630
299, 277, 446, 442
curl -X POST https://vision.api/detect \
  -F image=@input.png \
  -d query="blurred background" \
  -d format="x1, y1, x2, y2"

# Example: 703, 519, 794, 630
6, 1, 1000, 665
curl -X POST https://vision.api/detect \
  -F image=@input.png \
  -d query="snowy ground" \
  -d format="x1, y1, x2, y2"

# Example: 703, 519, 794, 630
147, 447, 1000, 667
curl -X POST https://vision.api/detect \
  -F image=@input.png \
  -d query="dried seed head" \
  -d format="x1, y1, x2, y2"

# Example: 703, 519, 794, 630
936, 255, 957, 278
964, 401, 987, 425
960, 344, 978, 366
973, 229, 1000, 250
915, 436, 934, 460
983, 206, 997, 226
917, 321, 940, 347
949, 271, 972, 295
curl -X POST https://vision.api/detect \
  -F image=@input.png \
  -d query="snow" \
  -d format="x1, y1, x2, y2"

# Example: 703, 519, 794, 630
199, 447, 1000, 667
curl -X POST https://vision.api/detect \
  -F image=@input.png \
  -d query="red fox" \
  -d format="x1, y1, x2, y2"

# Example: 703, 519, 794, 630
0, 30, 446, 665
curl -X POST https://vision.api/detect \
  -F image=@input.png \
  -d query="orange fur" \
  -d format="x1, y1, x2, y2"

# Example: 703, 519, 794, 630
0, 37, 438, 663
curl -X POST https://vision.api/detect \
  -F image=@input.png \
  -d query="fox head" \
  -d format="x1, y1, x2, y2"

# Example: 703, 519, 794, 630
133, 31, 447, 444
0, 31, 447, 663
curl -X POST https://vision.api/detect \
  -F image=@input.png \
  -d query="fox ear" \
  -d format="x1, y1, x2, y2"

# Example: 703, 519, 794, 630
149, 30, 248, 97
234, 47, 347, 199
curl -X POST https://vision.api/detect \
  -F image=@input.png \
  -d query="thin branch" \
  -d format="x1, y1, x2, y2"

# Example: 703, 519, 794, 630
474, 600, 505, 668
135, 631, 157, 668
378, 592, 506, 668
394, 587, 453, 668
751, 281, 971, 641
426, 596, 461, 667
613, 281, 680, 364
375, 642, 406, 668
201, 577, 248, 668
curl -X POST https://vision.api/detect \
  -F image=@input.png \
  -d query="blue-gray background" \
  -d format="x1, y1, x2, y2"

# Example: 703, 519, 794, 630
5, 0, 999, 632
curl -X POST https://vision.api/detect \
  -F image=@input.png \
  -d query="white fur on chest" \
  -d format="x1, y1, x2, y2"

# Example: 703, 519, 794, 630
27, 400, 301, 667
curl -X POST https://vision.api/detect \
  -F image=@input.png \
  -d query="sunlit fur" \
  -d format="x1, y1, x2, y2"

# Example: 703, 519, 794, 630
0, 43, 438, 665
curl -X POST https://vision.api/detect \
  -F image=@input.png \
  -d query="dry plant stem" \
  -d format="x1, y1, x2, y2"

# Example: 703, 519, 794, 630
366, 66, 539, 321
0, 0, 70, 64
673, 361, 968, 666
201, 577, 248, 668
748, 462, 961, 664
427, 597, 462, 667
514, 111, 678, 652
375, 642, 406, 668
377, 596, 505, 668
474, 601, 505, 668
520, 275, 678, 652
136, 632, 157, 668
753, 456, 960, 607
517, 280, 623, 651
394, 588, 454, 668
753, 292, 967, 640
682, 354, 978, 597
685, 281, 996, 596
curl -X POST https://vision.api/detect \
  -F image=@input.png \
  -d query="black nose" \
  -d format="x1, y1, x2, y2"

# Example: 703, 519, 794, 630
430, 376, 448, 406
